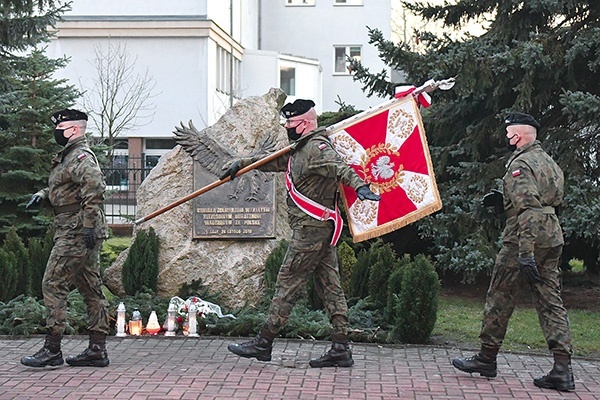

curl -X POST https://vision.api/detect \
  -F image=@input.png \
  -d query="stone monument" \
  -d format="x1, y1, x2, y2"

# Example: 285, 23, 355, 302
103, 88, 292, 308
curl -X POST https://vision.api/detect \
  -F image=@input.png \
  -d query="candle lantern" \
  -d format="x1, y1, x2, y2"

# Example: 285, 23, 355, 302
116, 302, 126, 337
146, 311, 161, 335
165, 302, 177, 336
187, 302, 199, 337
129, 308, 143, 336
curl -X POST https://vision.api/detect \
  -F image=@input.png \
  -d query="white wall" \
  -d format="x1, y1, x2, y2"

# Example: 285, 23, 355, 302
46, 35, 210, 138
260, 1, 392, 112
241, 50, 322, 112
64, 0, 208, 16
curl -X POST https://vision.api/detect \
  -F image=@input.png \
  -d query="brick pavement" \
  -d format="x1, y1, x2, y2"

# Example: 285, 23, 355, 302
0, 336, 598, 399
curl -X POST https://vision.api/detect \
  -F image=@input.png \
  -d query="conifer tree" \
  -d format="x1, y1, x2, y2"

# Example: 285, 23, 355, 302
2, 226, 29, 297
349, 0, 600, 278
0, 49, 79, 239
0, 1, 78, 240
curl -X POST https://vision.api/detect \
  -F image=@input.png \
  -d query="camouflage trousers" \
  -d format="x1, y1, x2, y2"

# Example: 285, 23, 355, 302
479, 244, 573, 356
266, 225, 349, 336
42, 240, 110, 335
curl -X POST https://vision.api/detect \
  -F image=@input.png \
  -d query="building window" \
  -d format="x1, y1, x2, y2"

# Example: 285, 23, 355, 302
334, 45, 361, 74
334, 0, 363, 5
286, 0, 315, 6
280, 67, 296, 96
216, 45, 241, 96
145, 138, 176, 150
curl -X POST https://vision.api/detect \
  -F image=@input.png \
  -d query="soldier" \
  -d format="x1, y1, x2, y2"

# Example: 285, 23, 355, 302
221, 99, 380, 367
21, 109, 110, 368
451, 112, 574, 391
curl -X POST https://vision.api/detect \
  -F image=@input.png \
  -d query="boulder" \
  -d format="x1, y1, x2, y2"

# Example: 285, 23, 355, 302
104, 88, 291, 309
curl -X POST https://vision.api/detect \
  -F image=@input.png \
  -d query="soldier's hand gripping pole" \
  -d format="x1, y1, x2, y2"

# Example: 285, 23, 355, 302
134, 143, 296, 225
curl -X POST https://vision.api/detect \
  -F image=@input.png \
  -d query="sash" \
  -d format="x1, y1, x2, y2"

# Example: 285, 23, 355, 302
285, 157, 343, 246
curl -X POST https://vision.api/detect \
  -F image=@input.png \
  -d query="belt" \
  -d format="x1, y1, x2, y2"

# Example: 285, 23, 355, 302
53, 203, 81, 214
505, 206, 555, 218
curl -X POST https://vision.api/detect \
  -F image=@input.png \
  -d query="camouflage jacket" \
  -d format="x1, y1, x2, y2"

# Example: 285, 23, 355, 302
241, 127, 366, 229
502, 140, 564, 257
36, 136, 109, 240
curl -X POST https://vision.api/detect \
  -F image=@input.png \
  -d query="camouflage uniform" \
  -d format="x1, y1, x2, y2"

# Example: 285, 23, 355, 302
241, 127, 366, 336
480, 140, 572, 356
35, 136, 110, 335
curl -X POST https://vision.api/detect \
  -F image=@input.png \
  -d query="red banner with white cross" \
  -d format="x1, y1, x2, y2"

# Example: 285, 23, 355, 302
328, 89, 442, 243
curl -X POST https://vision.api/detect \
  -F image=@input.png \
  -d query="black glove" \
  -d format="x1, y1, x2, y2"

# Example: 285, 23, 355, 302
356, 185, 381, 201
26, 194, 43, 210
82, 227, 97, 249
219, 160, 241, 181
518, 256, 542, 284
482, 189, 504, 214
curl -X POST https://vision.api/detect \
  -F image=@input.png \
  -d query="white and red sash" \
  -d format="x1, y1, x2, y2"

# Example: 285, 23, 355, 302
285, 157, 343, 246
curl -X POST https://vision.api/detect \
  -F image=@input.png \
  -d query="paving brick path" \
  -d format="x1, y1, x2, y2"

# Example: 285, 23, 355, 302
1, 336, 598, 399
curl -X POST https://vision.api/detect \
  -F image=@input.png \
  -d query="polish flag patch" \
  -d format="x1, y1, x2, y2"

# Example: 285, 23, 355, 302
318, 143, 328, 150
512, 169, 521, 177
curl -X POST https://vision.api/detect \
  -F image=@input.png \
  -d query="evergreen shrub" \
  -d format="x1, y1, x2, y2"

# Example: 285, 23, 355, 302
337, 240, 357, 295
122, 227, 159, 295
368, 241, 400, 310
349, 243, 374, 299
391, 254, 440, 344
384, 254, 411, 323
0, 248, 18, 302
3, 227, 30, 297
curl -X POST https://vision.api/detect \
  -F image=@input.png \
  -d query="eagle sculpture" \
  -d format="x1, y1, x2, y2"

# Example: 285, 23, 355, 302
173, 120, 278, 202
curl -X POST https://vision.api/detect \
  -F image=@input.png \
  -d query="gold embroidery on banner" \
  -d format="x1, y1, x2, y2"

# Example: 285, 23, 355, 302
406, 175, 428, 204
330, 134, 358, 163
388, 108, 414, 139
362, 143, 404, 193
351, 197, 378, 225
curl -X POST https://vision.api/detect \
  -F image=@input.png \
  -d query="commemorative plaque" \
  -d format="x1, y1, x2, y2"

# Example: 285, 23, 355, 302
192, 163, 276, 239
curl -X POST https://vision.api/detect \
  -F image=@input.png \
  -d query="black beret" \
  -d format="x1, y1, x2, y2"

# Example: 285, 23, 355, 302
280, 99, 316, 118
505, 112, 540, 130
50, 109, 88, 125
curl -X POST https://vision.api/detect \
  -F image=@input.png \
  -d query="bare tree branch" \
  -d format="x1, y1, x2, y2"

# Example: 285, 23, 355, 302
81, 40, 159, 155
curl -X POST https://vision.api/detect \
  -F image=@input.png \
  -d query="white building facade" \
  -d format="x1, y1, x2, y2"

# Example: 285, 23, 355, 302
44, 0, 392, 223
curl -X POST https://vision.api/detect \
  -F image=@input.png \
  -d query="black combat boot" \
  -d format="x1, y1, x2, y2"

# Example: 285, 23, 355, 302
66, 331, 110, 367
20, 334, 64, 367
533, 354, 575, 391
227, 326, 275, 362
451, 346, 498, 378
309, 333, 354, 368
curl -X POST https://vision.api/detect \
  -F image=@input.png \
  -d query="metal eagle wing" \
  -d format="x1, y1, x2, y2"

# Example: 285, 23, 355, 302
173, 120, 234, 177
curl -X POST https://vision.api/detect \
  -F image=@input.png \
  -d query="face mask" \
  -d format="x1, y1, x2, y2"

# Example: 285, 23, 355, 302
54, 126, 74, 146
286, 121, 304, 141
505, 134, 518, 151
287, 127, 302, 141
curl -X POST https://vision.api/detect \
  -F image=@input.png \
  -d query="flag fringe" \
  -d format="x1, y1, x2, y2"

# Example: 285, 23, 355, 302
350, 201, 443, 243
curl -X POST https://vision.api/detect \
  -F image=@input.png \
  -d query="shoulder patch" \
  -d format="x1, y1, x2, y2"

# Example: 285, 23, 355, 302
318, 143, 328, 150
512, 169, 521, 177
77, 153, 88, 161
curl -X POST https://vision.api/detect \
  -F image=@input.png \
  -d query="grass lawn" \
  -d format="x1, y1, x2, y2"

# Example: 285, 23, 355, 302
433, 294, 600, 358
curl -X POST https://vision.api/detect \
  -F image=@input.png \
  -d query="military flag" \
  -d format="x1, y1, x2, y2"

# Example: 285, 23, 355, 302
328, 87, 442, 242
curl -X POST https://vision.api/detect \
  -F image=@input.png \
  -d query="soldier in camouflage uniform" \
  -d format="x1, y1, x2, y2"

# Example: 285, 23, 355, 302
452, 112, 574, 391
222, 99, 380, 367
21, 109, 110, 368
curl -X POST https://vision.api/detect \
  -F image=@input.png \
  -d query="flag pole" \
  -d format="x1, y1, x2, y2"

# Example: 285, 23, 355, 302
134, 143, 295, 225
135, 77, 456, 225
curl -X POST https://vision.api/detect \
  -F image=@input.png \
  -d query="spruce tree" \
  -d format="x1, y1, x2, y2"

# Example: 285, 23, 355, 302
0, 0, 79, 240
349, 0, 600, 278
0, 49, 79, 239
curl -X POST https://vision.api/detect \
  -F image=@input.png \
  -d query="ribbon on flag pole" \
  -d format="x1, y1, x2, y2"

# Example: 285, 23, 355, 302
328, 86, 442, 243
